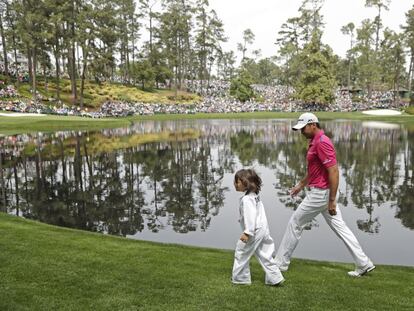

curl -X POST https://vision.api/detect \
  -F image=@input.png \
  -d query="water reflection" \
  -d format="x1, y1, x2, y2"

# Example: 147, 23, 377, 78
1, 119, 413, 239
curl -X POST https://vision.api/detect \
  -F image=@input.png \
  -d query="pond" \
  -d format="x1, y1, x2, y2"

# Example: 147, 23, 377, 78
1, 119, 413, 266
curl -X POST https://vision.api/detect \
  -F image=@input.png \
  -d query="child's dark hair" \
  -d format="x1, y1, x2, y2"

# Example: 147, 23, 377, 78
234, 169, 262, 194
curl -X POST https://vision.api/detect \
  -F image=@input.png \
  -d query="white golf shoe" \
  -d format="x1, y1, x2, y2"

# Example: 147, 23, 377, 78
348, 261, 376, 277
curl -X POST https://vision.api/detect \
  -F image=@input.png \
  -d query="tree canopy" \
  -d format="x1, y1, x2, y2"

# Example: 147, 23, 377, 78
0, 0, 413, 106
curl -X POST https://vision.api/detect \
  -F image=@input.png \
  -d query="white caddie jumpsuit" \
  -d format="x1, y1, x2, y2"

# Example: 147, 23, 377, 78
232, 193, 284, 285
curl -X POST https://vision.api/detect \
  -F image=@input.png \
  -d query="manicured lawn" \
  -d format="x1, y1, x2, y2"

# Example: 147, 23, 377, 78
0, 213, 413, 311
1, 111, 413, 135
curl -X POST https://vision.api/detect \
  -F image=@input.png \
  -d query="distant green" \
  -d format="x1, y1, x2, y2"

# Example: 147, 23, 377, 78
0, 213, 413, 311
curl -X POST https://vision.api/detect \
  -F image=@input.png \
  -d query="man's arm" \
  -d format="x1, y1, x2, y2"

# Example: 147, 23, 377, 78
290, 175, 308, 196
327, 164, 339, 216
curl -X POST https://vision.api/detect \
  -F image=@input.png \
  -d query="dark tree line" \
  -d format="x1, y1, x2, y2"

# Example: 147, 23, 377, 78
0, 0, 229, 105
1, 0, 414, 106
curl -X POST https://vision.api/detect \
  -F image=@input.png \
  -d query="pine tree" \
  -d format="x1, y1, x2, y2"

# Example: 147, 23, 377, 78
402, 5, 414, 104
295, 31, 337, 105
230, 69, 255, 102
341, 22, 355, 90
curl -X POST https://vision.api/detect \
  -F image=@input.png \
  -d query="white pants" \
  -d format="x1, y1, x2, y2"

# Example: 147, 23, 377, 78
232, 228, 284, 285
274, 188, 371, 271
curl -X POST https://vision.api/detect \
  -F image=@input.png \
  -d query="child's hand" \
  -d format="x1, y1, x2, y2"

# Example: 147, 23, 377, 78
240, 233, 250, 243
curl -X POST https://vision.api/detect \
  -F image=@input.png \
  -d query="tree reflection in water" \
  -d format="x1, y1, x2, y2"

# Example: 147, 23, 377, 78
0, 120, 413, 236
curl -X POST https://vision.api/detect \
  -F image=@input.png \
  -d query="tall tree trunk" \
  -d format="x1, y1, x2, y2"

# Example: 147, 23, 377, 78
43, 64, 47, 92
149, 10, 153, 55
79, 45, 88, 109
394, 52, 402, 106
120, 45, 124, 82
126, 42, 130, 84
347, 35, 353, 90
207, 55, 213, 88
0, 13, 8, 76
178, 36, 183, 91
6, 2, 18, 85
61, 54, 65, 78
27, 47, 33, 88
12, 35, 18, 87
124, 14, 130, 84
408, 55, 413, 90
55, 51, 61, 100
76, 42, 81, 74
69, 44, 77, 104
174, 66, 178, 97
69, 2, 77, 104
173, 28, 178, 95
408, 54, 414, 105
32, 48, 37, 102
375, 7, 382, 52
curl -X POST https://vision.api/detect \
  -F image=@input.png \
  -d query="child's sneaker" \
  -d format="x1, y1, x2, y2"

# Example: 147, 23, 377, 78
273, 278, 285, 286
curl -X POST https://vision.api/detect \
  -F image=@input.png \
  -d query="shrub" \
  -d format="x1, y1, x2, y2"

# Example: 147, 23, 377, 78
230, 70, 255, 102
405, 106, 414, 115
167, 94, 197, 101
351, 94, 361, 103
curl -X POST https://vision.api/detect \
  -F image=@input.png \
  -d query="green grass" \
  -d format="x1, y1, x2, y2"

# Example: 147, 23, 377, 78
126, 111, 414, 123
1, 111, 413, 135
12, 78, 200, 108
406, 105, 414, 115
0, 114, 132, 135
0, 213, 413, 311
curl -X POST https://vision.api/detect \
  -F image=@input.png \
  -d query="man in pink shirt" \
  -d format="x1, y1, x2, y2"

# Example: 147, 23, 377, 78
274, 113, 375, 277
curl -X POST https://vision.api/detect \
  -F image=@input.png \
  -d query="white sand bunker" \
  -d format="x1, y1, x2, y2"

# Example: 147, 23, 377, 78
0, 112, 46, 117
362, 121, 400, 129
362, 109, 402, 116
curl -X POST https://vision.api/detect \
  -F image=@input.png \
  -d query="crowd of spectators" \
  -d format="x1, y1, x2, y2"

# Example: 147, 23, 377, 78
0, 78, 409, 118
0, 84, 19, 98
0, 63, 30, 82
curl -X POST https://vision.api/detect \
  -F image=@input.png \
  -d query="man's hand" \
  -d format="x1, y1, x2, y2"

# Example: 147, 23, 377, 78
240, 233, 250, 243
328, 200, 337, 216
290, 183, 303, 197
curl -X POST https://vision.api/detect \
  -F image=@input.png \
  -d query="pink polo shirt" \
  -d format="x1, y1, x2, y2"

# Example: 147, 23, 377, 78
307, 130, 337, 189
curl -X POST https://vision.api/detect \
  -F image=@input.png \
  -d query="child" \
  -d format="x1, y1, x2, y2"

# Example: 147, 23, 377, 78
231, 169, 285, 286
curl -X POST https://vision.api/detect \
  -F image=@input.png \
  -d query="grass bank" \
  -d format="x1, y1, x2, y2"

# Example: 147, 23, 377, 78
12, 78, 200, 108
126, 111, 414, 122
0, 114, 132, 135
1, 111, 414, 135
0, 213, 413, 311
